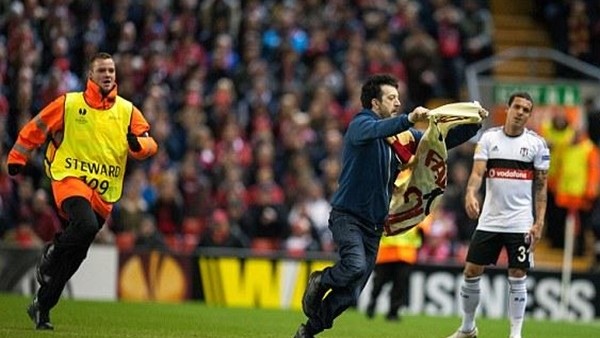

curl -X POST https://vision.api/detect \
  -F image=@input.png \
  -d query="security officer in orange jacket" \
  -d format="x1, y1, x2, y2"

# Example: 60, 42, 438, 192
7, 52, 157, 330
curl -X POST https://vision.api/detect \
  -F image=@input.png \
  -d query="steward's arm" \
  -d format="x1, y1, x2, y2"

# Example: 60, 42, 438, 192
128, 106, 158, 160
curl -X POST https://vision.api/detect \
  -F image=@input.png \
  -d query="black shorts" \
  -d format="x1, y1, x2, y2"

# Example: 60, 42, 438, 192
466, 230, 532, 269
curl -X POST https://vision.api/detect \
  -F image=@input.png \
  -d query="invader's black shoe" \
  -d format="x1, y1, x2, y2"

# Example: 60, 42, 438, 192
293, 324, 315, 338
27, 299, 53, 330
301, 270, 327, 319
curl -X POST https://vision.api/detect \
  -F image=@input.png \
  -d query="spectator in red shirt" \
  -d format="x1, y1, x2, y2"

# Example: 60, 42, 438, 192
30, 189, 62, 243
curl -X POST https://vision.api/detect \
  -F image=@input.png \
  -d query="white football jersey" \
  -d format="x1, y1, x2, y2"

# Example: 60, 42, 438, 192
473, 127, 550, 233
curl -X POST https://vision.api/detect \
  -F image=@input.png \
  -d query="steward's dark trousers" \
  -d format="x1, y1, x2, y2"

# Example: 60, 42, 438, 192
36, 196, 104, 312
307, 209, 381, 333
369, 261, 411, 316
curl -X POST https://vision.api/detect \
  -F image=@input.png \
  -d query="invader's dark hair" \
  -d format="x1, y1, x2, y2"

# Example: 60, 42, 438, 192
360, 74, 399, 109
508, 91, 534, 109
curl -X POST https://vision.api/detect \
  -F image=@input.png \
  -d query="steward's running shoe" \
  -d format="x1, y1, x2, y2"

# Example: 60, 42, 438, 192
293, 324, 314, 338
27, 299, 53, 330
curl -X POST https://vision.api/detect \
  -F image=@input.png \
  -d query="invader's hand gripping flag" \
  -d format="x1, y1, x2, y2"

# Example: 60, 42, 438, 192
384, 102, 484, 236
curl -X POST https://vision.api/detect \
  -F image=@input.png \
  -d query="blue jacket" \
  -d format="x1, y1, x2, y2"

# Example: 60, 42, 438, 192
330, 109, 480, 231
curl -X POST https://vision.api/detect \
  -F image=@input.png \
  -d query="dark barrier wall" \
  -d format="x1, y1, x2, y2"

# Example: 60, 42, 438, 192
191, 249, 599, 321
0, 246, 41, 292
403, 265, 599, 321
1, 245, 598, 320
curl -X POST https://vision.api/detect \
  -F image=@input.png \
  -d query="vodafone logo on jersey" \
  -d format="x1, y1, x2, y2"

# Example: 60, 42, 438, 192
487, 168, 533, 180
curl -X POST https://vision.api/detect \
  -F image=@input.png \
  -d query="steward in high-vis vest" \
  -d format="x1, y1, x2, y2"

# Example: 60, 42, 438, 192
539, 111, 576, 249
554, 131, 600, 255
555, 132, 600, 211
7, 52, 157, 330
366, 226, 423, 321
539, 113, 575, 195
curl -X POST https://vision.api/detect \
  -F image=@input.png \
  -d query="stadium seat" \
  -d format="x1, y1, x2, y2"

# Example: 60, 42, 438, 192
116, 232, 136, 252
250, 238, 280, 253
182, 217, 206, 236
164, 235, 184, 253
182, 233, 199, 254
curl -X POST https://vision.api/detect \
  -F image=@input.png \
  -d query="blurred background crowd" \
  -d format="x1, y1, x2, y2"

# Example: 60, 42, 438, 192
1, 0, 600, 267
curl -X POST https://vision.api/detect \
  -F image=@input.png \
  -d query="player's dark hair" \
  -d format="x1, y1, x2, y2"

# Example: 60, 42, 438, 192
360, 74, 398, 109
508, 92, 534, 109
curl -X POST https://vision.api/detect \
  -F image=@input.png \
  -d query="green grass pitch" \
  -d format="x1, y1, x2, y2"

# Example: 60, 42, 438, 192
1, 293, 598, 337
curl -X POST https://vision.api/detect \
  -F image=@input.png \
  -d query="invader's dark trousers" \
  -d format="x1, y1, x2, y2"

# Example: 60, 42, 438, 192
36, 196, 104, 312
306, 209, 381, 334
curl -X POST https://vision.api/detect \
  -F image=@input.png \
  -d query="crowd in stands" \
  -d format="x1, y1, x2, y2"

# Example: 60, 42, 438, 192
534, 0, 600, 73
1, 0, 598, 267
534, 0, 600, 271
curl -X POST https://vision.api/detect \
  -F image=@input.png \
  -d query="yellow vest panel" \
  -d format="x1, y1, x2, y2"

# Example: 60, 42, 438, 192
557, 139, 593, 197
48, 93, 132, 202
377, 226, 422, 264
540, 122, 575, 182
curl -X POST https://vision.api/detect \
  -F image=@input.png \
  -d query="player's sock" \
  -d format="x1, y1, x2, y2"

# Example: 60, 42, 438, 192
508, 276, 527, 338
459, 276, 480, 332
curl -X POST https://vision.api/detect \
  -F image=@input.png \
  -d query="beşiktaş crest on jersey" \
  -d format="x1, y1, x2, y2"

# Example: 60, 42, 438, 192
520, 147, 529, 156
384, 102, 482, 236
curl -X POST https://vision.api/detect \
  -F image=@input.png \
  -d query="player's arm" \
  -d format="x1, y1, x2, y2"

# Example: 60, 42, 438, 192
530, 169, 548, 249
464, 159, 487, 219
